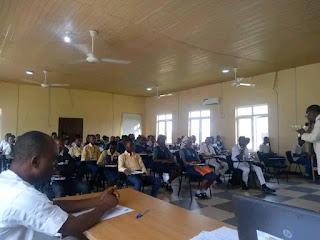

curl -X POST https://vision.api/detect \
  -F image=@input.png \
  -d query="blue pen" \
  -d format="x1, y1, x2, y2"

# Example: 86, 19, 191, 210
136, 209, 150, 219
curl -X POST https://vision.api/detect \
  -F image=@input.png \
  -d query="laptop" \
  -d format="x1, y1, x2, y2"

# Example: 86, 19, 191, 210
233, 194, 320, 240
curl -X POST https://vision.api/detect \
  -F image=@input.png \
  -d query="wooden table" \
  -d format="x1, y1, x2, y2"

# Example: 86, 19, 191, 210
59, 188, 235, 240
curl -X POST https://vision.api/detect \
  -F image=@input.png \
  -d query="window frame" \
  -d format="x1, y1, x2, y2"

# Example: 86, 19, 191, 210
188, 110, 211, 144
235, 104, 268, 151
156, 114, 173, 144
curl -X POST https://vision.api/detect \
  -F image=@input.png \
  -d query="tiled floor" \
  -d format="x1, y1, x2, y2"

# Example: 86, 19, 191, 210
152, 175, 320, 227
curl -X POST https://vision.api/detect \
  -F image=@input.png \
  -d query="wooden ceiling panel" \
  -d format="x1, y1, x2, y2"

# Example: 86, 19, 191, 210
0, 0, 319, 96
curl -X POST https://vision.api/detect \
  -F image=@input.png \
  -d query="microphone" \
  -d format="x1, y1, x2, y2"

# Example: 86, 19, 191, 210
303, 122, 309, 131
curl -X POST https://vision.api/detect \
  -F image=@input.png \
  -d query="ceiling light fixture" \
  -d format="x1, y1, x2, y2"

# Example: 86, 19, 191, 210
25, 70, 34, 75
146, 87, 152, 91
222, 69, 229, 73
64, 31, 71, 43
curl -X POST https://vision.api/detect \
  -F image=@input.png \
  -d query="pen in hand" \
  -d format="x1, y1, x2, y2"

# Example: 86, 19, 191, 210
136, 209, 150, 219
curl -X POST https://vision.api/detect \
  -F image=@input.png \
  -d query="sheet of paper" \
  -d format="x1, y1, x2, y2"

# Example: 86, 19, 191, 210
190, 227, 239, 240
73, 205, 134, 221
131, 170, 143, 175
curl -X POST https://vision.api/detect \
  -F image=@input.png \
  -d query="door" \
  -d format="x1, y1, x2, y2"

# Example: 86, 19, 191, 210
58, 118, 83, 141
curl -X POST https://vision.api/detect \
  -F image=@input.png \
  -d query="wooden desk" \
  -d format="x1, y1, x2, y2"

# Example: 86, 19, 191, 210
59, 189, 234, 240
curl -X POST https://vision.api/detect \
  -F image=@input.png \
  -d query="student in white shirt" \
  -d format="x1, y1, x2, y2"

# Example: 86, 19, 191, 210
2, 135, 14, 157
0, 131, 120, 240
0, 133, 12, 152
232, 136, 275, 193
191, 135, 199, 151
297, 105, 320, 175
200, 137, 228, 183
259, 137, 272, 154
214, 135, 224, 153
291, 137, 311, 176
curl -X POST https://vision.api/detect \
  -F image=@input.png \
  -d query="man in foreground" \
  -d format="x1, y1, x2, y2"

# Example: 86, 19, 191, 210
0, 131, 119, 240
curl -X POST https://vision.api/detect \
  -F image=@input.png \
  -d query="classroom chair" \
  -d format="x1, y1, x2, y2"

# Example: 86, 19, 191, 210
286, 151, 303, 174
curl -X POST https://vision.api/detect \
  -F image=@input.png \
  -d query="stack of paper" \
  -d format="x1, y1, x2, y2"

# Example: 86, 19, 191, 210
190, 227, 239, 240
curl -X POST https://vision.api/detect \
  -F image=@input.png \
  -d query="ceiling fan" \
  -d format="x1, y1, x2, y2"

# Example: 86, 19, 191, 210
155, 86, 173, 99
232, 68, 255, 87
73, 30, 131, 64
22, 70, 70, 88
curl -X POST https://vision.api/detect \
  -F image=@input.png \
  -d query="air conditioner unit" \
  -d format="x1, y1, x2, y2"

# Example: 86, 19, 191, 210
203, 97, 220, 105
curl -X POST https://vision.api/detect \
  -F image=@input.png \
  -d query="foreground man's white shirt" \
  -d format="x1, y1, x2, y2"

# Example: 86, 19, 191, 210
0, 170, 68, 240
301, 114, 320, 174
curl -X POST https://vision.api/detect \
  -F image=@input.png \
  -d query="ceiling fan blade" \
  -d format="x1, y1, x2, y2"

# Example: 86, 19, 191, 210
73, 44, 91, 56
21, 79, 40, 85
49, 84, 70, 87
100, 58, 131, 64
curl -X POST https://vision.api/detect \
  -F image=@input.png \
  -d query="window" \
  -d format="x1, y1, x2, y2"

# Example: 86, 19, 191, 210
156, 114, 172, 143
188, 110, 210, 144
235, 104, 268, 150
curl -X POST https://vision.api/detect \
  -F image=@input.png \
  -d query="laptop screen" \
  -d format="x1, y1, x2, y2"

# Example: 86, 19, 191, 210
233, 194, 320, 240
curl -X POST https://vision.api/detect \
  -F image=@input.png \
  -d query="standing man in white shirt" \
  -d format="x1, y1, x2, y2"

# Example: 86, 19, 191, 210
291, 137, 311, 177
297, 105, 320, 175
232, 136, 275, 193
0, 131, 120, 240
200, 137, 228, 183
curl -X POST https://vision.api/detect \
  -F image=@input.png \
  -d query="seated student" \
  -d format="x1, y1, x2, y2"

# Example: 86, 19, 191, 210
117, 135, 128, 153
96, 134, 106, 152
0, 131, 119, 240
0, 133, 11, 152
214, 135, 224, 153
147, 135, 158, 152
52, 138, 89, 198
81, 135, 100, 186
118, 140, 161, 197
1, 134, 14, 158
200, 137, 228, 183
259, 136, 285, 164
128, 133, 138, 145
62, 136, 71, 151
180, 137, 218, 199
191, 135, 199, 151
115, 136, 120, 142
292, 137, 312, 177
173, 137, 182, 149
97, 141, 120, 185
51, 132, 58, 139
153, 135, 179, 192
102, 135, 109, 146
259, 137, 271, 153
105, 136, 115, 150
135, 135, 153, 169
232, 136, 275, 193
68, 137, 82, 165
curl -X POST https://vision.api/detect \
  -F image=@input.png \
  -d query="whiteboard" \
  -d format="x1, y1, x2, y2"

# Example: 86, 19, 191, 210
122, 113, 142, 136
